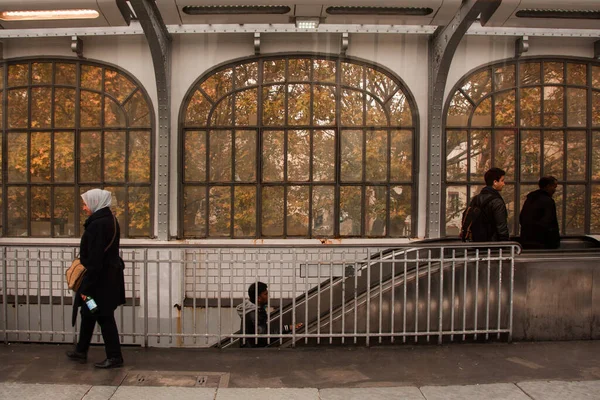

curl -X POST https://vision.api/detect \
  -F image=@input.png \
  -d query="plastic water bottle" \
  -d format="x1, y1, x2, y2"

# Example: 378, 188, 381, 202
82, 295, 98, 313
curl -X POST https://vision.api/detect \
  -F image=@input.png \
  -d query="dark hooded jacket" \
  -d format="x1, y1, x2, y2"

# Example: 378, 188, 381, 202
236, 300, 292, 347
519, 189, 560, 249
473, 186, 510, 242
71, 207, 125, 326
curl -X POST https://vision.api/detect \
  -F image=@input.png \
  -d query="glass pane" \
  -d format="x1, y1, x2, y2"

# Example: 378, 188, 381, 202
544, 87, 564, 127
8, 64, 28, 86
519, 184, 538, 218
567, 131, 586, 180
288, 130, 310, 181
7, 187, 27, 236
366, 68, 397, 101
262, 85, 285, 126
390, 186, 412, 237
565, 185, 585, 234
366, 130, 387, 182
7, 132, 27, 182
313, 130, 335, 182
54, 88, 76, 128
366, 94, 387, 126
81, 65, 102, 91
128, 186, 151, 237
470, 130, 491, 182
32, 62, 53, 83
313, 85, 336, 126
314, 60, 336, 83
544, 62, 564, 84
262, 186, 284, 236
390, 130, 413, 183
183, 186, 206, 237
493, 65, 515, 90
209, 130, 232, 182
340, 186, 362, 236
593, 131, 600, 180
185, 131, 206, 182
234, 186, 256, 237
472, 98, 492, 127
202, 68, 233, 101
312, 186, 334, 236
554, 185, 564, 234
520, 130, 541, 182
54, 187, 75, 237
80, 131, 102, 182
494, 90, 515, 127
30, 132, 51, 182
365, 186, 387, 237
235, 62, 258, 88
124, 91, 151, 127
80, 91, 102, 127
567, 63, 587, 86
55, 63, 76, 86
263, 60, 285, 83
341, 89, 363, 126
288, 84, 310, 125
105, 69, 135, 103
341, 130, 363, 182
447, 91, 472, 127
30, 88, 52, 128
235, 130, 256, 182
208, 186, 231, 237
446, 130, 468, 181
185, 90, 211, 126
54, 132, 74, 182
287, 185, 309, 236
128, 131, 151, 183
520, 62, 541, 85
103, 186, 126, 233
288, 59, 311, 81
567, 88, 586, 127
591, 185, 600, 233
445, 186, 467, 236
8, 89, 28, 128
235, 89, 258, 125
388, 90, 412, 126
593, 66, 600, 89
520, 87, 541, 127
211, 97, 233, 126
501, 184, 515, 236
0, 66, 3, 89
31, 186, 51, 236
594, 92, 600, 127
0, 134, 2, 180
462, 69, 491, 103
495, 130, 515, 180
104, 131, 126, 182
262, 130, 284, 182
104, 97, 126, 127
544, 130, 564, 179
342, 62, 363, 88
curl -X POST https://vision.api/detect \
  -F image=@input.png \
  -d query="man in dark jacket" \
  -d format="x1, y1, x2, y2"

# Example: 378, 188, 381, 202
470, 167, 510, 242
236, 282, 302, 347
519, 176, 560, 249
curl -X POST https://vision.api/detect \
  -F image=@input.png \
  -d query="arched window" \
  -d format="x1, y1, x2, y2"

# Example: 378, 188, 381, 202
181, 55, 417, 238
444, 58, 600, 236
1, 59, 154, 238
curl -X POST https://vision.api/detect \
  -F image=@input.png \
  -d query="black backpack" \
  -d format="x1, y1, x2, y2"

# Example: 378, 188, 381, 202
459, 194, 496, 242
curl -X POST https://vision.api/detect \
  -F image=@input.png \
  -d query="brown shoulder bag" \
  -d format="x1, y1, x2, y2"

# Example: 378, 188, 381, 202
66, 215, 117, 292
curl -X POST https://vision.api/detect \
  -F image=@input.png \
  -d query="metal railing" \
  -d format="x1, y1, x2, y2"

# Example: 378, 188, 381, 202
0, 242, 520, 347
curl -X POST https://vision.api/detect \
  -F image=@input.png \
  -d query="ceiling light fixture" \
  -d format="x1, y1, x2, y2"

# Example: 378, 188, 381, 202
0, 9, 100, 21
295, 17, 320, 29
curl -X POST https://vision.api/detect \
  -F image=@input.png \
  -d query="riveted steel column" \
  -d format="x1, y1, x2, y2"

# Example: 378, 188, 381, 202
427, 0, 501, 238
130, 0, 172, 240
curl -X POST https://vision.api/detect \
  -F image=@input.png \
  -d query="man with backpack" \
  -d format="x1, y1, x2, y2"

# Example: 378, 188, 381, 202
460, 167, 509, 242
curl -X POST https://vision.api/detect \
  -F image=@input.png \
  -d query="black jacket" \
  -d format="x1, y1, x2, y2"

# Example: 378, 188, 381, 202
72, 207, 125, 326
236, 300, 292, 347
519, 189, 560, 249
475, 186, 510, 242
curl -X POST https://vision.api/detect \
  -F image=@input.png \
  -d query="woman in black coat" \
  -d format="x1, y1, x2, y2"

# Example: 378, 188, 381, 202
67, 189, 126, 369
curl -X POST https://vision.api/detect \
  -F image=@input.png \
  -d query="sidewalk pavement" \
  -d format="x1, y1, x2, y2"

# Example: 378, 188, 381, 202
1, 341, 600, 399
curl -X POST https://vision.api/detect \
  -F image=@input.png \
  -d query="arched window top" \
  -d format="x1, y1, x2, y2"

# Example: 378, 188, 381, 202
183, 56, 414, 129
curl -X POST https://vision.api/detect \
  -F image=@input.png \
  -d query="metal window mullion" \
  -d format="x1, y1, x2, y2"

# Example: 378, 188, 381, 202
256, 60, 264, 239
1, 61, 6, 237
26, 62, 32, 236
386, 129, 391, 237
308, 129, 314, 237
230, 129, 235, 237
514, 63, 522, 235
335, 59, 341, 238
585, 62, 593, 233
283, 130, 288, 237
205, 129, 210, 238
74, 65, 82, 236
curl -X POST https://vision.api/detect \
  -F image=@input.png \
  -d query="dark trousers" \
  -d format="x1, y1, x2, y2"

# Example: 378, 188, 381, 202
76, 305, 122, 359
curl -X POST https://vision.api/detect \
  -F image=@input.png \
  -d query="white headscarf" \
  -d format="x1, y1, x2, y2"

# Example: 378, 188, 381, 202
81, 189, 112, 214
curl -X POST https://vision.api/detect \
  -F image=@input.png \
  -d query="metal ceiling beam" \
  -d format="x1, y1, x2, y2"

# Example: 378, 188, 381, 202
129, 0, 172, 241
427, 0, 502, 240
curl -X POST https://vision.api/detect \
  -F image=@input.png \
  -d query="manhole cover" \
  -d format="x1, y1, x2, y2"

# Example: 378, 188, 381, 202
122, 371, 229, 388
